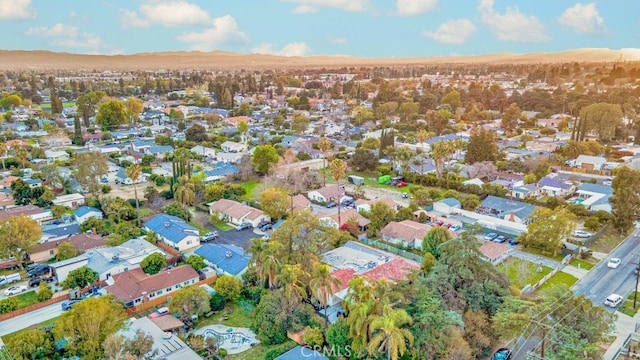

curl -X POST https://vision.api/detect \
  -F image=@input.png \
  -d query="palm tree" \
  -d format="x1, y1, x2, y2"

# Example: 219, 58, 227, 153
0, 143, 6, 170
262, 251, 281, 289
16, 147, 28, 169
173, 175, 195, 222
277, 264, 308, 306
416, 129, 430, 174
329, 158, 347, 183
317, 137, 332, 186
367, 306, 414, 360
344, 276, 375, 353
309, 262, 340, 327
125, 164, 142, 227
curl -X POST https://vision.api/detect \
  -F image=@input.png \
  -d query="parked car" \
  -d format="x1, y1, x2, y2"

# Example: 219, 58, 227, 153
484, 233, 498, 241
449, 224, 461, 231
4, 285, 28, 296
395, 181, 408, 188
29, 276, 52, 287
341, 199, 354, 208
607, 258, 622, 269
235, 222, 252, 231
148, 306, 170, 318
401, 192, 408, 199
494, 235, 507, 243
491, 348, 512, 360
201, 231, 218, 242
604, 294, 623, 307
434, 220, 444, 226
61, 299, 80, 311
260, 223, 273, 231
443, 223, 452, 229
573, 230, 593, 238
257, 220, 271, 229
509, 238, 519, 246
28, 264, 50, 278
326, 201, 337, 208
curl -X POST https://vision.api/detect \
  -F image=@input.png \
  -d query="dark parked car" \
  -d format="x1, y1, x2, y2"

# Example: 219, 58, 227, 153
235, 222, 252, 231
260, 223, 273, 231
326, 201, 337, 208
61, 299, 80, 311
257, 220, 270, 229
29, 276, 52, 287
28, 264, 50, 278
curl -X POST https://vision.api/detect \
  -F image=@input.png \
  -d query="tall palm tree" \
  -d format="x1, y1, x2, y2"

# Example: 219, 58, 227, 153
125, 164, 142, 227
367, 306, 414, 360
429, 141, 450, 179
309, 262, 340, 327
16, 147, 28, 169
0, 143, 6, 170
317, 137, 332, 186
173, 175, 195, 222
262, 251, 281, 289
416, 129, 430, 174
329, 158, 347, 183
344, 276, 375, 353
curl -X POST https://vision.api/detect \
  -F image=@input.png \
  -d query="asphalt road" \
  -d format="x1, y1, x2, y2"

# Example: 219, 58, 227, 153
572, 228, 640, 311
0, 302, 63, 337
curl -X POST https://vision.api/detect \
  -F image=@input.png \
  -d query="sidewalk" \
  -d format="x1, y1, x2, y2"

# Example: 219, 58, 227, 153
603, 311, 638, 359
511, 250, 560, 269
561, 265, 588, 279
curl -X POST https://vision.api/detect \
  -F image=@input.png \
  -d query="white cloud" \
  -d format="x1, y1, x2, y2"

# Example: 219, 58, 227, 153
558, 2, 606, 35
177, 15, 249, 50
421, 19, 476, 44
50, 33, 103, 49
69, 11, 77, 18
328, 37, 348, 44
396, 0, 437, 16
120, 0, 212, 28
283, 0, 370, 13
252, 42, 312, 57
0, 0, 36, 21
478, 0, 548, 43
25, 23, 79, 38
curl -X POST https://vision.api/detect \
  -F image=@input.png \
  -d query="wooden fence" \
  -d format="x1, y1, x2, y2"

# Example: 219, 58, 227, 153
0, 290, 69, 321
522, 255, 573, 294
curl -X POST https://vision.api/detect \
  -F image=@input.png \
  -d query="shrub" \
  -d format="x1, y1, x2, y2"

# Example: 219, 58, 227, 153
218, 348, 227, 358
209, 293, 226, 312
584, 216, 600, 232
0, 297, 19, 314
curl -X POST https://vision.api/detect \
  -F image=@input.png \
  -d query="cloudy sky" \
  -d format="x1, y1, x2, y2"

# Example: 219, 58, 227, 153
0, 0, 635, 57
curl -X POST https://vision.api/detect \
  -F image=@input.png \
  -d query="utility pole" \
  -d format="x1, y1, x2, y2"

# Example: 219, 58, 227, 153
633, 253, 640, 308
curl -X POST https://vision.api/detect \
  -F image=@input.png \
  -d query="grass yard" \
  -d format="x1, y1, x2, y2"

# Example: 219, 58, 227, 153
13, 291, 38, 309
537, 272, 579, 292
188, 221, 209, 236
520, 248, 596, 270
195, 300, 255, 329
227, 340, 297, 360
569, 258, 595, 270
591, 227, 630, 253
497, 258, 552, 290
619, 292, 640, 317
209, 217, 234, 231
240, 180, 260, 201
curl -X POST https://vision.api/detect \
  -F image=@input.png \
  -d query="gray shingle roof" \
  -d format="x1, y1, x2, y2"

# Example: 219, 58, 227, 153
479, 195, 536, 220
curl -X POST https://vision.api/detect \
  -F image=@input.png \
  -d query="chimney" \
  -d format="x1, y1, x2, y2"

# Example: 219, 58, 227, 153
509, 211, 515, 222
92, 228, 96, 235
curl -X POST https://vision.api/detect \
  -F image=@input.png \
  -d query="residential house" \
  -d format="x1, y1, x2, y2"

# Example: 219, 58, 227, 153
105, 265, 199, 308
510, 184, 537, 200
202, 163, 238, 183
307, 184, 351, 205
478, 241, 512, 265
318, 209, 370, 231
44, 150, 70, 163
355, 197, 401, 213
536, 176, 576, 198
0, 205, 53, 223
433, 197, 462, 213
41, 223, 81, 242
50, 238, 164, 282
477, 195, 536, 224
144, 213, 200, 251
280, 135, 301, 148
379, 220, 433, 249
191, 145, 216, 159
52, 193, 85, 208
73, 206, 103, 224
571, 155, 607, 171
146, 145, 174, 161
209, 199, 270, 227
220, 141, 246, 153
0, 175, 18, 190
25, 178, 42, 188
29, 233, 106, 263
576, 183, 613, 213
118, 317, 200, 360
216, 152, 244, 164
291, 194, 312, 212
195, 243, 251, 277
462, 178, 485, 187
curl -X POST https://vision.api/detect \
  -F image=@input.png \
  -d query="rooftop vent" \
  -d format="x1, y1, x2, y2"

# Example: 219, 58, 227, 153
164, 222, 170, 228
225, 251, 232, 258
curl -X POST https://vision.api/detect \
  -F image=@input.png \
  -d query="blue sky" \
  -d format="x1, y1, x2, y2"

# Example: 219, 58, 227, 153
0, 0, 637, 57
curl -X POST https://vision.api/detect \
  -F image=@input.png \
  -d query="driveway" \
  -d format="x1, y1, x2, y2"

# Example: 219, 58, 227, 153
572, 228, 640, 312
201, 222, 262, 250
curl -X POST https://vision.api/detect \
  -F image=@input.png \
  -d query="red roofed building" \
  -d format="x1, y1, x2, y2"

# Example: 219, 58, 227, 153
478, 241, 512, 265
105, 265, 199, 308
361, 257, 420, 282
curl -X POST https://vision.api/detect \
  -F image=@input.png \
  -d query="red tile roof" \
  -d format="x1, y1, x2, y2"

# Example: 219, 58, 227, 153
105, 265, 199, 302
362, 258, 420, 282
478, 242, 510, 261
330, 268, 355, 292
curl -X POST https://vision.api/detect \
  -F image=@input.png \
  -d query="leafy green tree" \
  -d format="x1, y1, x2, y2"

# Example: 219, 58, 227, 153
251, 145, 279, 174
103, 197, 136, 223
519, 207, 576, 256
123, 97, 143, 125
0, 297, 18, 314
125, 164, 143, 227
259, 187, 289, 220
291, 113, 309, 133
303, 327, 324, 348
10, 178, 32, 205
421, 226, 452, 259
173, 175, 195, 222
611, 166, 640, 234
186, 254, 207, 271
209, 292, 226, 311
578, 102, 623, 141
5, 329, 56, 360
63, 266, 98, 289
77, 91, 106, 126
54, 296, 126, 360
309, 262, 340, 327
365, 201, 396, 237
326, 318, 352, 358
96, 100, 127, 130
56, 241, 79, 261
168, 286, 211, 320
0, 214, 41, 268
501, 102, 521, 132
75, 151, 108, 197
352, 148, 378, 172
367, 306, 414, 360
185, 123, 209, 142
35, 281, 53, 302
441, 89, 461, 110
103, 330, 156, 360
140, 253, 166, 275
329, 158, 347, 183
214, 275, 243, 302
465, 127, 499, 164
317, 137, 332, 186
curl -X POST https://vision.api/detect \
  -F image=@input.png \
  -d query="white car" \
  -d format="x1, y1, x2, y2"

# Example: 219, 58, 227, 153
604, 294, 623, 307
573, 230, 593, 238
607, 258, 622, 269
4, 285, 28, 296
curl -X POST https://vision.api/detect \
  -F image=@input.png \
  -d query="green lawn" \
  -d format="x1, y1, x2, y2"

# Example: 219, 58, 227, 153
209, 217, 234, 231
537, 272, 579, 292
13, 291, 38, 309
520, 248, 596, 270
188, 221, 209, 236
228, 340, 297, 360
497, 258, 552, 290
240, 180, 260, 201
569, 258, 595, 270
619, 292, 640, 317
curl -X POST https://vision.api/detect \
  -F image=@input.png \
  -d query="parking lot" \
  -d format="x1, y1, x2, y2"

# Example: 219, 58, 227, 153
201, 223, 262, 250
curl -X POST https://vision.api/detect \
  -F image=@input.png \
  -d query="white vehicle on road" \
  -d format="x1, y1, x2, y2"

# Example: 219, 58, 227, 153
604, 294, 623, 307
607, 258, 622, 269
4, 285, 28, 296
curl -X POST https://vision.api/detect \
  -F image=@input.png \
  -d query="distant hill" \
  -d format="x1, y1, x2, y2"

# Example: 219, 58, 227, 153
1, 48, 639, 71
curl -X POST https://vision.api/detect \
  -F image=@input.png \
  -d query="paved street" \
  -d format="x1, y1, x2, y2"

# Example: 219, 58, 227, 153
0, 302, 63, 337
572, 228, 640, 311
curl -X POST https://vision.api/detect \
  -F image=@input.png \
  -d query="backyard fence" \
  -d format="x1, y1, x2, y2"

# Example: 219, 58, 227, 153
358, 238, 423, 263
522, 254, 573, 294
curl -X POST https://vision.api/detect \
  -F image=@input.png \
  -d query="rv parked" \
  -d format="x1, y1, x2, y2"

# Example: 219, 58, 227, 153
0, 273, 21, 286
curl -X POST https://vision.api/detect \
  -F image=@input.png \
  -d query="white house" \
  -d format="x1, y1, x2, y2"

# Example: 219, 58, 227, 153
144, 214, 200, 251
209, 199, 270, 227
191, 145, 216, 159
73, 206, 103, 224
379, 220, 433, 249
307, 184, 351, 205
220, 141, 246, 153
44, 150, 70, 163
51, 193, 85, 208
571, 155, 607, 171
